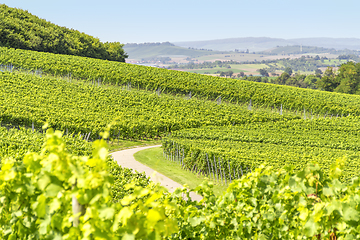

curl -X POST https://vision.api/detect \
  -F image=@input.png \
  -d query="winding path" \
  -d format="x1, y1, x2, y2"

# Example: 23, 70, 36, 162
110, 145, 202, 201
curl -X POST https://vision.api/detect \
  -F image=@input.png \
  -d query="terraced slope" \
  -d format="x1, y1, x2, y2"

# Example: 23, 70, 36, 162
0, 71, 294, 140
1, 47, 360, 115
163, 118, 360, 182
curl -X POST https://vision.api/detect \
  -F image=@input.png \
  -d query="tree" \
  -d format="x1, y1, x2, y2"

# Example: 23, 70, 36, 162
316, 76, 338, 92
334, 62, 360, 94
239, 71, 245, 77
103, 41, 128, 62
274, 72, 290, 85
315, 69, 322, 75
262, 77, 269, 83
324, 67, 335, 77
315, 68, 323, 79
315, 68, 322, 75
220, 71, 233, 78
316, 67, 338, 91
304, 75, 320, 89
284, 67, 293, 76
258, 68, 269, 77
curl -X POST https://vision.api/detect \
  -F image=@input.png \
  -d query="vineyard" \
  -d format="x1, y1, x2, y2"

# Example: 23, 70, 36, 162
1, 46, 360, 115
1, 44, 360, 239
0, 124, 91, 161
0, 124, 149, 200
162, 118, 360, 183
0, 70, 298, 140
2, 130, 360, 239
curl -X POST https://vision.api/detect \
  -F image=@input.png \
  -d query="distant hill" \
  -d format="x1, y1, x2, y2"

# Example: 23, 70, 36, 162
123, 42, 226, 60
0, 4, 127, 62
174, 37, 287, 52
290, 38, 360, 51
174, 37, 360, 52
259, 45, 360, 56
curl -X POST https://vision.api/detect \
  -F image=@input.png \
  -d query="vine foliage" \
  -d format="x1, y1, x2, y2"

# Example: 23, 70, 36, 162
0, 128, 178, 239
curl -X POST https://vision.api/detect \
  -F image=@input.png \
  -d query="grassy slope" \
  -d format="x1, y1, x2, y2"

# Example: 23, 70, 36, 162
108, 139, 162, 152
133, 147, 227, 196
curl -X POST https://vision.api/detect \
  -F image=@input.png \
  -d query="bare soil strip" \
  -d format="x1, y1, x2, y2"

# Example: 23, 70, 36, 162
110, 145, 202, 201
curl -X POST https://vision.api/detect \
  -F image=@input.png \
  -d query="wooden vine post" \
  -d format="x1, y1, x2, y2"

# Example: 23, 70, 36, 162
72, 181, 84, 227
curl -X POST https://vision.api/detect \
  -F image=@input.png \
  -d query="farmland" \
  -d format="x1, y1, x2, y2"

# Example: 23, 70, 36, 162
2, 46, 360, 238
172, 55, 349, 76
125, 42, 354, 76
2, 3, 360, 238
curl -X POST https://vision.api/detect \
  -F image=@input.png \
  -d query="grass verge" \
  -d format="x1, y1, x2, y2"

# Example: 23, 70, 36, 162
108, 139, 162, 152
134, 146, 227, 196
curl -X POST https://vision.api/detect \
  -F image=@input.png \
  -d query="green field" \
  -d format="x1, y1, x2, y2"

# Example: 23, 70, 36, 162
176, 58, 349, 76
196, 53, 268, 62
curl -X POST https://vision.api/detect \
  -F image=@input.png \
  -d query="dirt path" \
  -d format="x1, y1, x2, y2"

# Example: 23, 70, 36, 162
110, 145, 202, 201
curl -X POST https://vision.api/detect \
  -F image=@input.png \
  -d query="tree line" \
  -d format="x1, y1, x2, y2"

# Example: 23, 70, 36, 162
266, 55, 345, 73
244, 62, 360, 95
316, 62, 360, 94
0, 4, 128, 62
170, 55, 352, 75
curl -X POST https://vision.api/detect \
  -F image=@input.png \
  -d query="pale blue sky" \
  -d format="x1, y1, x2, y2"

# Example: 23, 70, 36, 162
2, 0, 359, 43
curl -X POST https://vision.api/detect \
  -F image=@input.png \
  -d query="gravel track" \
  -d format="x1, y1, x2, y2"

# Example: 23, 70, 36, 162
110, 145, 202, 201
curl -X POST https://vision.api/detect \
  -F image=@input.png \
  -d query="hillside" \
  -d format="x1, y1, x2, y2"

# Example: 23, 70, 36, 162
123, 42, 224, 60
2, 5, 360, 239
259, 45, 360, 56
3, 47, 360, 184
0, 4, 127, 61
1, 47, 359, 116
174, 37, 360, 52
0, 70, 293, 140
0, 125, 91, 161
2, 41, 360, 240
174, 37, 289, 52
163, 118, 360, 182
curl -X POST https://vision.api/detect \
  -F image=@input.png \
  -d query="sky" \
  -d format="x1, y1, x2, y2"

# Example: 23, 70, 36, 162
2, 0, 360, 44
